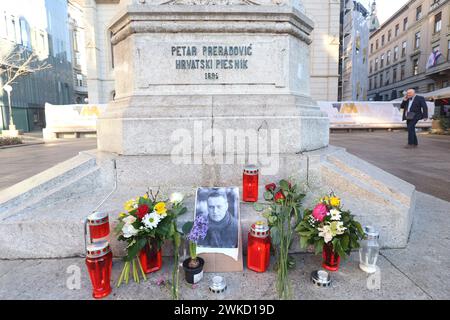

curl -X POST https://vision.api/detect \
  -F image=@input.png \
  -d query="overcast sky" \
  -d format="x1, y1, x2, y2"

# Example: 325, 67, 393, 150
372, 0, 409, 24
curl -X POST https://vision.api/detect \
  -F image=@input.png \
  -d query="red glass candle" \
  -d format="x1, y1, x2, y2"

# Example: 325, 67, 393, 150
85, 241, 113, 299
243, 165, 259, 202
139, 240, 162, 273
322, 243, 341, 271
247, 221, 270, 273
87, 211, 110, 242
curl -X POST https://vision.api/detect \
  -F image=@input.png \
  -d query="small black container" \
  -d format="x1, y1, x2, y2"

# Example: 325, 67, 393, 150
182, 257, 205, 284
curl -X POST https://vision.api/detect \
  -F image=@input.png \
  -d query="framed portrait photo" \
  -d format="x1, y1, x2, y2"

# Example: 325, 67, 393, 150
194, 186, 240, 249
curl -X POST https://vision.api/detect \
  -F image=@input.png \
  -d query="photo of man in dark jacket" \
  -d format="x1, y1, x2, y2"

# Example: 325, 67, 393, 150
196, 188, 239, 248
400, 88, 429, 148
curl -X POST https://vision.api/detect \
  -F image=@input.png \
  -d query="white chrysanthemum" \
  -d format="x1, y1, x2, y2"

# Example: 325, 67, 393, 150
142, 211, 161, 230
122, 224, 138, 238
122, 215, 136, 225
330, 209, 341, 221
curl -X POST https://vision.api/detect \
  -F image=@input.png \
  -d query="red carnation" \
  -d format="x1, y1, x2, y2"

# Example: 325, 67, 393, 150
265, 183, 276, 191
274, 191, 285, 202
136, 204, 149, 220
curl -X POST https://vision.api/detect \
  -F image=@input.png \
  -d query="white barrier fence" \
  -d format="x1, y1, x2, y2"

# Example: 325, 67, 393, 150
317, 101, 435, 129
42, 101, 435, 139
43, 103, 107, 140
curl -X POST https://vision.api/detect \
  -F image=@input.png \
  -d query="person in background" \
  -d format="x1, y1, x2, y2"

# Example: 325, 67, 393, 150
400, 89, 428, 148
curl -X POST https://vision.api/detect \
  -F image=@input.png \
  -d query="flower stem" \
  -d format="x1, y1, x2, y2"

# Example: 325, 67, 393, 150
137, 257, 147, 281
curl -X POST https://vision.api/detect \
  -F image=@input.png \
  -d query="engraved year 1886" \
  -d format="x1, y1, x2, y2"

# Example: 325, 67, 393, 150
205, 72, 219, 80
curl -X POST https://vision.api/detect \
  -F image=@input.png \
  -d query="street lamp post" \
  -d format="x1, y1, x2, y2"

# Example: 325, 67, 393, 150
2, 84, 18, 137
3, 85, 15, 130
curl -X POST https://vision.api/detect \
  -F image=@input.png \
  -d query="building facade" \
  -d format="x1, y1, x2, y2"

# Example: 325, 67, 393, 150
69, 0, 89, 104
339, 0, 370, 101
0, 0, 74, 132
80, 0, 340, 104
367, 0, 450, 101
303, 0, 341, 101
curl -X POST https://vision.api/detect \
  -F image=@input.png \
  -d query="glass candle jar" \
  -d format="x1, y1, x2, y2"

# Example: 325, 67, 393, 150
359, 226, 380, 273
85, 241, 113, 299
139, 239, 162, 274
247, 221, 270, 273
243, 164, 259, 202
86, 211, 110, 243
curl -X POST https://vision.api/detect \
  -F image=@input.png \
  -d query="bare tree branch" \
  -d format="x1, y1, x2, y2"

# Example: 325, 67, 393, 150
0, 46, 52, 91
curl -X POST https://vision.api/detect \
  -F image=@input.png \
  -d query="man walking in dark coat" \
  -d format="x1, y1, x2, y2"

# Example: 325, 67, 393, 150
400, 89, 428, 148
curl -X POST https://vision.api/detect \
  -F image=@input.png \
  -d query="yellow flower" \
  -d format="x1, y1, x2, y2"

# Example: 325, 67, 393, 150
119, 212, 127, 218
320, 196, 330, 203
154, 202, 167, 215
330, 196, 340, 207
124, 199, 135, 212
143, 194, 148, 199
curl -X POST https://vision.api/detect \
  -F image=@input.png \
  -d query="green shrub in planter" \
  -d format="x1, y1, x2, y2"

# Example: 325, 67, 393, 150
0, 137, 23, 146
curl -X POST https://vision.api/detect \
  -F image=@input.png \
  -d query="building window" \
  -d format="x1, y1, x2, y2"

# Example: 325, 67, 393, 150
109, 31, 115, 69
394, 46, 399, 61
388, 30, 392, 42
416, 5, 422, 21
380, 54, 384, 68
374, 75, 377, 89
400, 64, 405, 80
10, 16, 17, 42
369, 60, 373, 73
428, 83, 435, 92
402, 41, 407, 57
76, 74, 83, 87
370, 43, 373, 53
414, 32, 420, 49
434, 12, 442, 33
385, 70, 390, 85
19, 18, 30, 48
376, 39, 379, 50
403, 17, 408, 31
393, 67, 397, 82
369, 78, 372, 90
448, 40, 450, 60
375, 58, 379, 71
412, 58, 419, 75
380, 73, 383, 86
395, 24, 399, 37
387, 51, 391, 65
381, 35, 385, 46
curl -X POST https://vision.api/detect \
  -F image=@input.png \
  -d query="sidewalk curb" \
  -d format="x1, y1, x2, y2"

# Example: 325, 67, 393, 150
0, 141, 45, 150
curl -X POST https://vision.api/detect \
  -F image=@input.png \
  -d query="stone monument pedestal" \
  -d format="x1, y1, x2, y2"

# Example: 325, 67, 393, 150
0, 2, 416, 259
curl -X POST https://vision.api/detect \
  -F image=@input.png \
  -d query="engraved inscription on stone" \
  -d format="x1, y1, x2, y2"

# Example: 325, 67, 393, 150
136, 39, 285, 87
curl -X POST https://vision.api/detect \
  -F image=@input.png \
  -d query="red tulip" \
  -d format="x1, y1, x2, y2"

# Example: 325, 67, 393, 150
274, 191, 285, 202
